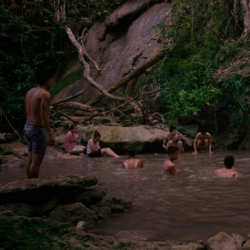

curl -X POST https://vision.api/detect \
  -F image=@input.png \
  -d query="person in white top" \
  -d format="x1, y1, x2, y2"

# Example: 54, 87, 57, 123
86, 130, 120, 158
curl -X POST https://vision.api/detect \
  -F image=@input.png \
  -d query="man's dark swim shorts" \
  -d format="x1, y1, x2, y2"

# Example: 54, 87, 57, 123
88, 149, 102, 157
24, 124, 47, 154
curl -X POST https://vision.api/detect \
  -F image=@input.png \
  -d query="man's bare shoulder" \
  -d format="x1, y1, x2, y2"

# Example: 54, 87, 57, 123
206, 132, 212, 138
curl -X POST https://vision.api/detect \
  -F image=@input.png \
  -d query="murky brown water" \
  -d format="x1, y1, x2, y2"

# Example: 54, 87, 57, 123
1, 150, 250, 241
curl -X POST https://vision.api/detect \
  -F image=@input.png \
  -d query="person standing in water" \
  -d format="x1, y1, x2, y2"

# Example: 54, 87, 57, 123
162, 126, 184, 154
215, 155, 239, 178
65, 124, 85, 155
163, 146, 179, 175
122, 148, 143, 169
86, 131, 119, 158
24, 70, 55, 179
193, 128, 212, 155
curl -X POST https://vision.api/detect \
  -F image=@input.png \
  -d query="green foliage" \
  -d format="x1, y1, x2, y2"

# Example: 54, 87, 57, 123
154, 0, 247, 124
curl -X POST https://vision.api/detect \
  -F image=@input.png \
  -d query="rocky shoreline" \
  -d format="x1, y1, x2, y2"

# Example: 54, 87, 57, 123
0, 175, 250, 250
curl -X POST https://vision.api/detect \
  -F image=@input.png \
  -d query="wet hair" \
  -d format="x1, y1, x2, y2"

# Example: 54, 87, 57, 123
169, 126, 176, 132
36, 69, 53, 86
70, 124, 77, 131
167, 146, 178, 155
224, 155, 234, 169
200, 128, 207, 135
93, 130, 101, 138
127, 148, 135, 157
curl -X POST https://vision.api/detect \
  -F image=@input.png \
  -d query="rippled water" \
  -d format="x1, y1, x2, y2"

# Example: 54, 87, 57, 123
1, 150, 250, 241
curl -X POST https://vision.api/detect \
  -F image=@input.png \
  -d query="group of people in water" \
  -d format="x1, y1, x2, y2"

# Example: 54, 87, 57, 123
65, 124, 238, 178
24, 70, 238, 179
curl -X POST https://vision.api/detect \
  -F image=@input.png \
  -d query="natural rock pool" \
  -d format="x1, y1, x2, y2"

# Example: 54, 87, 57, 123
1, 151, 250, 242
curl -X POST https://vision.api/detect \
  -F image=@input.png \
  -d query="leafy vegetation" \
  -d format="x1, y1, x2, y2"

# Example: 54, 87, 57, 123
0, 0, 126, 114
154, 0, 248, 124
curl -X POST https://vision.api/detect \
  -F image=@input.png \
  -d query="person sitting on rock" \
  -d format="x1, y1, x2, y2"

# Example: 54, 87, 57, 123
163, 146, 179, 175
193, 128, 212, 155
162, 126, 184, 154
86, 130, 119, 158
65, 124, 85, 155
122, 148, 143, 169
215, 155, 239, 178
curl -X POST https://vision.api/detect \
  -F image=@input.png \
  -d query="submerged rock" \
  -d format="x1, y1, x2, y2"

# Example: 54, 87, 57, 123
206, 232, 237, 250
171, 244, 205, 250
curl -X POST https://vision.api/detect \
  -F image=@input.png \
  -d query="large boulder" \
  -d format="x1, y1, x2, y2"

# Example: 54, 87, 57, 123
243, 240, 250, 249
171, 244, 205, 250
0, 175, 98, 205
231, 233, 245, 249
52, 1, 171, 104
206, 232, 237, 250
49, 202, 97, 225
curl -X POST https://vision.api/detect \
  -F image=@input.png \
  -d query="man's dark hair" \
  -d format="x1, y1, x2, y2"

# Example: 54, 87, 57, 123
127, 148, 135, 157
200, 128, 207, 135
169, 126, 176, 132
224, 155, 234, 169
167, 146, 178, 155
36, 69, 53, 86
94, 130, 101, 138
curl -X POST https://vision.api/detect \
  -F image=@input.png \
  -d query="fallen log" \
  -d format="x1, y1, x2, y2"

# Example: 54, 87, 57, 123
86, 50, 166, 106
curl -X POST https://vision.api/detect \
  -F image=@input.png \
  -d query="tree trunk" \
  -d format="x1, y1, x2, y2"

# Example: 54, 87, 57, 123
240, 0, 250, 38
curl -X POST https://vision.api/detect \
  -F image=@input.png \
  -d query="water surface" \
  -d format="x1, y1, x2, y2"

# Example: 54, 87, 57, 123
1, 151, 250, 241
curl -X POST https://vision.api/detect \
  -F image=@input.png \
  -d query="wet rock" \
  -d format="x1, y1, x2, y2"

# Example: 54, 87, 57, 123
0, 175, 98, 205
231, 233, 245, 249
243, 240, 250, 249
49, 202, 97, 225
74, 183, 107, 205
171, 244, 205, 250
97, 205, 112, 218
111, 204, 124, 213
0, 154, 25, 168
68, 238, 85, 249
206, 232, 237, 250
0, 203, 34, 217
34, 198, 60, 215
76, 221, 88, 231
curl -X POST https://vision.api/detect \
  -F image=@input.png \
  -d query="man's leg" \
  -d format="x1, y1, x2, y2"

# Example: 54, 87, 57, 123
26, 151, 32, 179
29, 153, 45, 179
196, 140, 202, 150
204, 139, 209, 152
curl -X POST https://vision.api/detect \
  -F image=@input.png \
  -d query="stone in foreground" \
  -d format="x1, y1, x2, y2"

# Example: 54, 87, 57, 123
206, 232, 237, 250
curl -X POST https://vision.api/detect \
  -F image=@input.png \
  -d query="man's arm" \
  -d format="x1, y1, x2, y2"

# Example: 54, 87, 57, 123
163, 135, 168, 150
40, 92, 55, 145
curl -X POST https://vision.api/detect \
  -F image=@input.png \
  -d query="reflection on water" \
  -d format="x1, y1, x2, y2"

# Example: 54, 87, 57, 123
1, 151, 250, 241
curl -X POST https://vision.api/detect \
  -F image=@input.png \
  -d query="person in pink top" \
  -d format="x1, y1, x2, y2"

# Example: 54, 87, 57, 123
65, 125, 85, 155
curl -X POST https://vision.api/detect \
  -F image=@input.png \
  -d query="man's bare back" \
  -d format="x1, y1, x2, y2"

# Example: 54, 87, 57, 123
122, 159, 143, 169
215, 168, 239, 178
163, 159, 178, 175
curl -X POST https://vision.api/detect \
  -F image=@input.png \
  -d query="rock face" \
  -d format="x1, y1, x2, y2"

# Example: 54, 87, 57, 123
206, 232, 237, 250
171, 244, 205, 250
55, 125, 193, 153
52, 0, 171, 104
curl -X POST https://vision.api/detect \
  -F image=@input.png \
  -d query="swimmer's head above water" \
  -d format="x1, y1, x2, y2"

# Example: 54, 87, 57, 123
224, 155, 234, 169
126, 148, 136, 158
167, 146, 179, 161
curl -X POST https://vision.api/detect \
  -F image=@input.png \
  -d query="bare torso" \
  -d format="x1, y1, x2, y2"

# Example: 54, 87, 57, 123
166, 134, 180, 144
215, 168, 239, 178
163, 159, 178, 175
25, 87, 50, 126
196, 132, 211, 142
122, 159, 143, 169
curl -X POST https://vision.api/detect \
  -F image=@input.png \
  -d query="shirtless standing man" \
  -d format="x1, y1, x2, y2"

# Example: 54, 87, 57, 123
215, 155, 239, 178
122, 148, 143, 169
24, 70, 55, 179
163, 146, 179, 175
162, 126, 183, 154
193, 128, 212, 155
